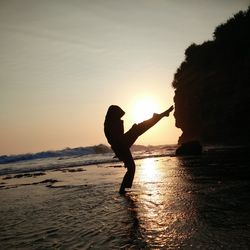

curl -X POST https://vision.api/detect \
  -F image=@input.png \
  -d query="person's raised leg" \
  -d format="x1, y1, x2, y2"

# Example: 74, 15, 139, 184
137, 105, 174, 134
124, 105, 174, 148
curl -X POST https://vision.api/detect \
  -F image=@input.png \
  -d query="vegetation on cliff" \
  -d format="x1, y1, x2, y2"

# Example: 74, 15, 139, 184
173, 7, 250, 144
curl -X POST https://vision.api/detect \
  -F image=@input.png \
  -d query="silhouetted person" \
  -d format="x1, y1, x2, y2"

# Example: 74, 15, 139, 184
104, 105, 174, 194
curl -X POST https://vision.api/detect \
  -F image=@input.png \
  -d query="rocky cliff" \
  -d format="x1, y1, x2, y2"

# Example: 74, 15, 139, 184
173, 7, 250, 145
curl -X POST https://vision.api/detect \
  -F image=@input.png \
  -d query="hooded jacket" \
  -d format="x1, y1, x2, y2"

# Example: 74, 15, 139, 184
104, 105, 125, 146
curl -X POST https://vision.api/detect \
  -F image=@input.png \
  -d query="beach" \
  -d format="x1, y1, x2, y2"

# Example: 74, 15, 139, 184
0, 147, 250, 249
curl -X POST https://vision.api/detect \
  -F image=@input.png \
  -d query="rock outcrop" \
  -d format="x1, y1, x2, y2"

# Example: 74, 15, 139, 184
173, 7, 250, 145
176, 141, 202, 156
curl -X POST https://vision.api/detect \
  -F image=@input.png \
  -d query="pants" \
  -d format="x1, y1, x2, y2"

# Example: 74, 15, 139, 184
118, 113, 163, 190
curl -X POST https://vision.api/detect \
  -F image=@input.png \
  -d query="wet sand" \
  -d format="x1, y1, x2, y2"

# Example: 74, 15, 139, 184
0, 150, 250, 249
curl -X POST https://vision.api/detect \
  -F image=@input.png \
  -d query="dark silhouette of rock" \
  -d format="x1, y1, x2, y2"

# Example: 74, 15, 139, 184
176, 141, 202, 156
173, 7, 250, 145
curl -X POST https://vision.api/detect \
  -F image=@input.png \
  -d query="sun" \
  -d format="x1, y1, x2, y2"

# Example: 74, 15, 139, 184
133, 97, 159, 123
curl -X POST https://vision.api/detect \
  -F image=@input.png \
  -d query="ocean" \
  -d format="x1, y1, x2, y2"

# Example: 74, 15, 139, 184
0, 145, 250, 249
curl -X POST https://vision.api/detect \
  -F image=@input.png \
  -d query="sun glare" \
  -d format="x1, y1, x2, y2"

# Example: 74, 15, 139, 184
133, 97, 159, 123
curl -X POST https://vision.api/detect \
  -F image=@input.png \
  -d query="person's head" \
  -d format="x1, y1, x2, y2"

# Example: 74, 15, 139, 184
105, 105, 125, 121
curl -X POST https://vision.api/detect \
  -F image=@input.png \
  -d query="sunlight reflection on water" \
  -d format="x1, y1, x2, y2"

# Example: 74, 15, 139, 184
138, 158, 162, 184
131, 157, 195, 248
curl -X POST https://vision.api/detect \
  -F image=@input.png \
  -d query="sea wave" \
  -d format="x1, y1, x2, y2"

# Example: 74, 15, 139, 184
0, 144, 112, 164
0, 145, 176, 176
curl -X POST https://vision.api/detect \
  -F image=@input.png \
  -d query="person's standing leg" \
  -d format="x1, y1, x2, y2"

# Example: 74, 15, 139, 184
119, 149, 136, 194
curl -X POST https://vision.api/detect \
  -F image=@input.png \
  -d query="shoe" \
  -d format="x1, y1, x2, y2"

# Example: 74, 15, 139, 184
119, 189, 126, 195
164, 105, 174, 116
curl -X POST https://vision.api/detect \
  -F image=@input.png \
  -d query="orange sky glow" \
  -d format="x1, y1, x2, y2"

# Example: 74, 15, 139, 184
0, 0, 249, 155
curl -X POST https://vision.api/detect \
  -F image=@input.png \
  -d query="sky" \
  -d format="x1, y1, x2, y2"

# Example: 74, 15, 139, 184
0, 0, 249, 155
